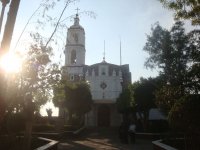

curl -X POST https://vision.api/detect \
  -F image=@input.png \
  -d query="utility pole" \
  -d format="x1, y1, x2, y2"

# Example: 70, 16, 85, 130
0, 0, 20, 55
0, 0, 10, 34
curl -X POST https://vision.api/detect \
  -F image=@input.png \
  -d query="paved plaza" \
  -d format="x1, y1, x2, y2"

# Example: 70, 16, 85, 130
58, 128, 153, 150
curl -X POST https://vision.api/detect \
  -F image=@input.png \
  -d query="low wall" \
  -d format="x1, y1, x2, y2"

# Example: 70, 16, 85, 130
152, 140, 177, 150
136, 132, 164, 140
35, 137, 59, 150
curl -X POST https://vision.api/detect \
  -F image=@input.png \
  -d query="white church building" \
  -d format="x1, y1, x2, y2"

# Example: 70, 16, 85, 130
62, 13, 131, 127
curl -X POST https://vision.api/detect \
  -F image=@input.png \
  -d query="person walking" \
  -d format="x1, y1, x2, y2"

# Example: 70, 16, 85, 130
129, 122, 136, 143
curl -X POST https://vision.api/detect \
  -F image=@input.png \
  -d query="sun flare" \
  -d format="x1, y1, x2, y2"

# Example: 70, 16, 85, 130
0, 53, 22, 73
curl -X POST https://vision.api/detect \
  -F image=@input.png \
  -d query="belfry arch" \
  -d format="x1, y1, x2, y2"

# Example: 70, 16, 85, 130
71, 49, 76, 64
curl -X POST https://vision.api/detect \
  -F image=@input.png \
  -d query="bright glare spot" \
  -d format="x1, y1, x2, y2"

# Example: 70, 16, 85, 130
0, 53, 22, 73
40, 101, 59, 116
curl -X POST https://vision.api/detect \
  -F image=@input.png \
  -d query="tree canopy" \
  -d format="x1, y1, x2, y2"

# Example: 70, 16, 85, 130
53, 81, 93, 118
144, 20, 200, 138
144, 21, 200, 94
4, 33, 55, 115
159, 0, 200, 25
186, 30, 200, 93
116, 85, 135, 114
65, 82, 93, 116
144, 21, 189, 88
168, 94, 200, 134
134, 78, 158, 113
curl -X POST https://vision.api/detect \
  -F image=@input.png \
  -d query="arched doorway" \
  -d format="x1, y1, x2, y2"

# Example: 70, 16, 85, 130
97, 105, 110, 127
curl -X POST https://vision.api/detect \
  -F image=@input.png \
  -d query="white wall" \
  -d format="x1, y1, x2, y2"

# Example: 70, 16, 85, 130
86, 72, 122, 101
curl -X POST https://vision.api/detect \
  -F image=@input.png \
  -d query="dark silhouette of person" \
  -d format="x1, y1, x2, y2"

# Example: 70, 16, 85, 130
129, 122, 136, 143
119, 119, 130, 144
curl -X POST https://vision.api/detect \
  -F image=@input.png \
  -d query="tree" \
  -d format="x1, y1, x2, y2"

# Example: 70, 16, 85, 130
52, 77, 65, 109
168, 94, 200, 149
53, 81, 92, 124
0, 67, 6, 130
6, 33, 53, 114
134, 78, 158, 110
1, 0, 21, 53
186, 30, 200, 93
144, 21, 188, 115
144, 20, 200, 147
168, 94, 200, 133
144, 21, 189, 89
155, 85, 183, 114
159, 0, 200, 25
21, 34, 54, 150
133, 77, 160, 131
144, 21, 200, 113
65, 82, 92, 117
116, 85, 135, 115
0, 31, 57, 150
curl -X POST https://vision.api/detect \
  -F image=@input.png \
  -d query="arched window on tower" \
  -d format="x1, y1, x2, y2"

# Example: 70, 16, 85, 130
71, 50, 76, 64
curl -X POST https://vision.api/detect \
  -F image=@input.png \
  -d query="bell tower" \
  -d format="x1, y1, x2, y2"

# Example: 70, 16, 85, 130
65, 13, 85, 66
63, 13, 85, 81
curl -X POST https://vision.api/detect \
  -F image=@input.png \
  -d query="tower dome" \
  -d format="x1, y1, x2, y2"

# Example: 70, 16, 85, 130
69, 14, 84, 30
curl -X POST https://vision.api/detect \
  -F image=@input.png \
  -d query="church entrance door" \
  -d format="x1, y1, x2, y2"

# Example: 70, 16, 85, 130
97, 105, 110, 127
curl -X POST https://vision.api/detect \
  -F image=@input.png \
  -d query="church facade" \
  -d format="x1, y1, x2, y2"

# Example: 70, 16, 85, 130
62, 14, 131, 127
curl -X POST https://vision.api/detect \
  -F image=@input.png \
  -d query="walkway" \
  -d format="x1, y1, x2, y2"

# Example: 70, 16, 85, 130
58, 128, 153, 150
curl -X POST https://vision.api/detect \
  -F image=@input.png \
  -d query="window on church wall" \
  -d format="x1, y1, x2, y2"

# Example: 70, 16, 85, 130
71, 50, 76, 64
70, 75, 74, 81
101, 67, 106, 75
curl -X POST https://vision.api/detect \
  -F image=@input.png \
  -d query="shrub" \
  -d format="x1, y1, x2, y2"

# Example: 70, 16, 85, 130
148, 120, 169, 133
168, 95, 200, 134
6, 113, 25, 133
63, 124, 81, 131
32, 124, 55, 132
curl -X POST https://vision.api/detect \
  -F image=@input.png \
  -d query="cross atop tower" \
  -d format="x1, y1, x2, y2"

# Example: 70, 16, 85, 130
75, 8, 80, 15
74, 8, 80, 25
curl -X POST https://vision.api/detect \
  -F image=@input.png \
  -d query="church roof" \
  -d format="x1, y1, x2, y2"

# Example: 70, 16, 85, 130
83, 61, 129, 76
83, 62, 131, 88
90, 60, 119, 67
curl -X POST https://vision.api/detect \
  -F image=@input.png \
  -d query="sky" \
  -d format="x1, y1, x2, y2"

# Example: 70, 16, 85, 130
0, 0, 197, 116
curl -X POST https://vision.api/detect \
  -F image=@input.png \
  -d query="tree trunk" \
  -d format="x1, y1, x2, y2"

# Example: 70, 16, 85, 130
1, 0, 20, 53
56, 107, 64, 132
23, 120, 32, 150
143, 111, 149, 132
137, 111, 145, 131
68, 111, 72, 124
23, 94, 34, 150
0, 4, 6, 33
0, 0, 10, 34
